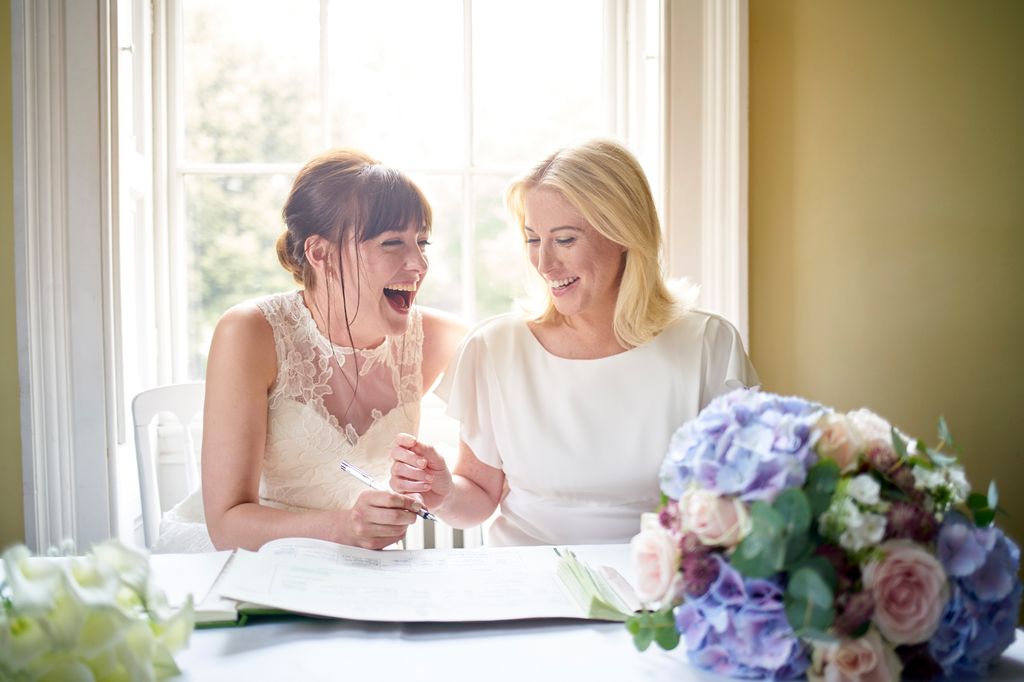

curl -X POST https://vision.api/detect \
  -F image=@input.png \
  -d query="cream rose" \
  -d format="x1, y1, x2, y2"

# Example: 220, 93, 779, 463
862, 540, 949, 645
679, 488, 751, 548
815, 413, 863, 472
809, 629, 902, 682
630, 527, 681, 606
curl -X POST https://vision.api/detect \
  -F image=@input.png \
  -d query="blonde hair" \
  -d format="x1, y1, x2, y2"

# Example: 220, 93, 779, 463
505, 138, 682, 348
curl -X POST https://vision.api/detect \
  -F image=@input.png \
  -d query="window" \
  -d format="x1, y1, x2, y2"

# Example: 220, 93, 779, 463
14, 0, 747, 551
163, 0, 665, 380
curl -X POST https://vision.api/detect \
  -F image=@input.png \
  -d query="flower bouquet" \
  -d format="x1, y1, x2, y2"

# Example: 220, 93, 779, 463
628, 389, 1021, 681
1, 540, 194, 681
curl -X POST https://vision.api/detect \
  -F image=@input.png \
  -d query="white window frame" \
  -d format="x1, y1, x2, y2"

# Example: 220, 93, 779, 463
12, 0, 749, 550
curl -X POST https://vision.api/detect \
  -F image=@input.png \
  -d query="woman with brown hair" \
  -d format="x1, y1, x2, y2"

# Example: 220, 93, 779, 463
154, 149, 464, 552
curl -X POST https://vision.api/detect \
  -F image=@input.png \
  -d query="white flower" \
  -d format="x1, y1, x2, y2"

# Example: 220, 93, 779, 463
0, 540, 194, 681
912, 466, 943, 491
840, 512, 888, 552
946, 466, 970, 503
847, 475, 881, 506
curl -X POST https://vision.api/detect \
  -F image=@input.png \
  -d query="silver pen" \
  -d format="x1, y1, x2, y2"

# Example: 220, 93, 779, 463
339, 459, 439, 522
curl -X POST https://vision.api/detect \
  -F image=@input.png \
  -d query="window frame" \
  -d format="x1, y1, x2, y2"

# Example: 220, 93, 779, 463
11, 0, 749, 550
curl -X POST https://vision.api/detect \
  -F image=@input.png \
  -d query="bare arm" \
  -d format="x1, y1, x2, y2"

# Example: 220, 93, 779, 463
390, 435, 504, 529
202, 303, 420, 551
419, 306, 468, 391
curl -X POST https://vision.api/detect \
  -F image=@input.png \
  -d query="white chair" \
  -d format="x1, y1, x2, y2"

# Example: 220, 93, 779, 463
131, 382, 205, 548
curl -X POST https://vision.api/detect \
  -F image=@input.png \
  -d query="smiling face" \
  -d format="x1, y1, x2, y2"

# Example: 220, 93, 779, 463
340, 222, 430, 339
523, 187, 625, 323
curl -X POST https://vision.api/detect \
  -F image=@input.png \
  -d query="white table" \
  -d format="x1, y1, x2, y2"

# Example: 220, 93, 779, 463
163, 546, 1024, 681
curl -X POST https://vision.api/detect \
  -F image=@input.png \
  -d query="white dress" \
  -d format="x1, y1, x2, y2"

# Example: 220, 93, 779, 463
436, 310, 758, 547
153, 291, 423, 553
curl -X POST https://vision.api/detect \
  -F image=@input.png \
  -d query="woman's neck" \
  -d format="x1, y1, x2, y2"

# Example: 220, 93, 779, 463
531, 307, 627, 359
302, 287, 385, 350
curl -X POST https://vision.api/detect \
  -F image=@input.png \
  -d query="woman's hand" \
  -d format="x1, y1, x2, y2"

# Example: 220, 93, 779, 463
389, 433, 453, 510
338, 489, 422, 550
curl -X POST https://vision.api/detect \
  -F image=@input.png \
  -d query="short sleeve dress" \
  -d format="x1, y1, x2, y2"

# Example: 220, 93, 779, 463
152, 291, 424, 553
436, 310, 758, 546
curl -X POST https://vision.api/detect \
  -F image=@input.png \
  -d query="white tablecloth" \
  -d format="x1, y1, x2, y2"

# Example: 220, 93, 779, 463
163, 545, 1024, 681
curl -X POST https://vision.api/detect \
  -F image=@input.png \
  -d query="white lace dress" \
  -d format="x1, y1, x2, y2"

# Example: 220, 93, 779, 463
152, 291, 423, 553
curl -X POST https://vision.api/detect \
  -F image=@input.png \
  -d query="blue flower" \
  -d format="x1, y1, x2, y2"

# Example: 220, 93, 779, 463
930, 514, 1023, 679
660, 389, 823, 502
673, 556, 809, 680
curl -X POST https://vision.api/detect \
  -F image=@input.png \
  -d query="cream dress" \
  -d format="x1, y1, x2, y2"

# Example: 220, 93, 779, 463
153, 291, 423, 553
436, 310, 758, 547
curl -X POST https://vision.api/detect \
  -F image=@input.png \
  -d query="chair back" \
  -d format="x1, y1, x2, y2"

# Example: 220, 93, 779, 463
131, 382, 205, 547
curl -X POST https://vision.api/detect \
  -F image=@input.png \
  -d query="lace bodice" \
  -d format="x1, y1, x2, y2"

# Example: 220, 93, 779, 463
152, 291, 423, 552
256, 291, 423, 510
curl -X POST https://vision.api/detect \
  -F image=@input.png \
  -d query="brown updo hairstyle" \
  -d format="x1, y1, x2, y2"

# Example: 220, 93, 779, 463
275, 148, 432, 288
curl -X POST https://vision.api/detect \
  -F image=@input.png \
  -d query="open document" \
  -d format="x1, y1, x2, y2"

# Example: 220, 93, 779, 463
152, 538, 639, 627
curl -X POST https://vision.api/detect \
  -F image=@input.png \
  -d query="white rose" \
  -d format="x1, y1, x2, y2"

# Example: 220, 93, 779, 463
630, 528, 681, 607
815, 413, 863, 471
679, 488, 752, 548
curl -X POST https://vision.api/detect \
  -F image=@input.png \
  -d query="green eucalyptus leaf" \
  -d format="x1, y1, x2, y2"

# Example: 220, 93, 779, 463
628, 613, 655, 652
784, 533, 812, 569
653, 610, 682, 650
774, 489, 813, 535
891, 427, 908, 459
805, 460, 840, 518
938, 416, 956, 450
732, 536, 786, 578
785, 567, 835, 633
967, 492, 989, 511
793, 556, 838, 593
931, 452, 958, 467
974, 509, 996, 528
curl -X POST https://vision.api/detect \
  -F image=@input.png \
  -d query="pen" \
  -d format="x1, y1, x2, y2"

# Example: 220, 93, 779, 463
339, 459, 439, 522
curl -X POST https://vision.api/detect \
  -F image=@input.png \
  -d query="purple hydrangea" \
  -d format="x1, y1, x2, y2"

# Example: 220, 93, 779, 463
660, 389, 824, 503
929, 513, 1022, 679
674, 555, 809, 680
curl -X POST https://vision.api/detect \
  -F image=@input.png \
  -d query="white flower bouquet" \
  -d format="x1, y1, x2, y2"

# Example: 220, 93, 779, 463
1, 540, 193, 681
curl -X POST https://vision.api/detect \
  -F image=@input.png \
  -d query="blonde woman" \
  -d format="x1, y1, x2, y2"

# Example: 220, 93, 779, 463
390, 139, 758, 546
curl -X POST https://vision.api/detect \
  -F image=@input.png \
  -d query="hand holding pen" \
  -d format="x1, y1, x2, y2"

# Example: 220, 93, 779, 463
339, 458, 439, 522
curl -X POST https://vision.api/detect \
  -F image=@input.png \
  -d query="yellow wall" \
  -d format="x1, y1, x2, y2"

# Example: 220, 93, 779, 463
750, 0, 1024, 554
1, 0, 25, 548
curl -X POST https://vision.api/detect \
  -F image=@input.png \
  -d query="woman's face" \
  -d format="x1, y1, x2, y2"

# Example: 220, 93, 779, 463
333, 222, 430, 340
523, 187, 625, 322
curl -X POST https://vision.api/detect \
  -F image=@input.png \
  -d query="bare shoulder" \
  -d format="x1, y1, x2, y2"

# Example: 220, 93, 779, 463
207, 301, 277, 388
418, 306, 468, 387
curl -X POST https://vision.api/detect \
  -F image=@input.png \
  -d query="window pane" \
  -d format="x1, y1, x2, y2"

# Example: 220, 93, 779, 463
327, 0, 463, 169
410, 173, 463, 315
181, 0, 321, 163
184, 174, 296, 377
473, 0, 607, 167
474, 174, 529, 319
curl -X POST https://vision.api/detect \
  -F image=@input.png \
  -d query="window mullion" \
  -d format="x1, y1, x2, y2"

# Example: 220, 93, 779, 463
461, 0, 476, 321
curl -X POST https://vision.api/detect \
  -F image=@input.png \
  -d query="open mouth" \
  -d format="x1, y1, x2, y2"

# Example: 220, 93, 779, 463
550, 276, 579, 291
383, 283, 417, 312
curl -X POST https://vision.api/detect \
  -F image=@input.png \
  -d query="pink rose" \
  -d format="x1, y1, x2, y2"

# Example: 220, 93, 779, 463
815, 413, 862, 471
679, 488, 751, 548
862, 540, 949, 645
810, 629, 902, 682
630, 527, 680, 606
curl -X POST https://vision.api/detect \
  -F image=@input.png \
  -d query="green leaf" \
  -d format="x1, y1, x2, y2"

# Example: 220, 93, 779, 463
627, 613, 655, 652
967, 492, 989, 511
784, 533, 812, 569
988, 480, 999, 510
974, 509, 996, 527
804, 460, 840, 517
930, 452, 958, 467
774, 489, 813, 535
785, 566, 835, 633
891, 427, 908, 459
938, 416, 957, 451
652, 610, 681, 650
732, 536, 786, 578
793, 627, 839, 644
793, 556, 838, 594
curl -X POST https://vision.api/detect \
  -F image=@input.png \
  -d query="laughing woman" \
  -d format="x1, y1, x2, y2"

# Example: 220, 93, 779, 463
390, 139, 758, 546
154, 149, 464, 552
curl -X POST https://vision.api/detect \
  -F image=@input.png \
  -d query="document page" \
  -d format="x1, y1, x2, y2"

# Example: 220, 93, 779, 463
216, 538, 584, 622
